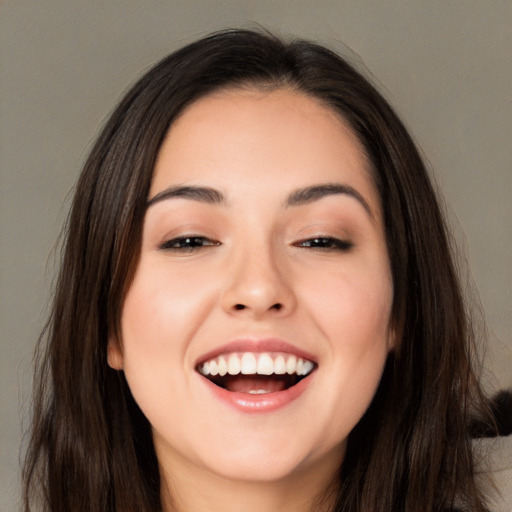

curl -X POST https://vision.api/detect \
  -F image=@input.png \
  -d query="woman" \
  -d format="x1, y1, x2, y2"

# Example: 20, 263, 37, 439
23, 29, 492, 511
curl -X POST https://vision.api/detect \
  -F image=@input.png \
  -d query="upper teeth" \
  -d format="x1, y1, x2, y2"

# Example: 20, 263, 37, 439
198, 352, 315, 377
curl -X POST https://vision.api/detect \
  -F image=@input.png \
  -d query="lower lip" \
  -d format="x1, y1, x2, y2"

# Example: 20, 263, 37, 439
200, 373, 314, 413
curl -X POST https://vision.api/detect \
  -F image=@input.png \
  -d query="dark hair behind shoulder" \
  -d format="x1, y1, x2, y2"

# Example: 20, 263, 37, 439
23, 29, 493, 512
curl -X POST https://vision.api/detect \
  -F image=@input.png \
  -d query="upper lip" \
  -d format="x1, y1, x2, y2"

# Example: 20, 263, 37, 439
195, 338, 317, 367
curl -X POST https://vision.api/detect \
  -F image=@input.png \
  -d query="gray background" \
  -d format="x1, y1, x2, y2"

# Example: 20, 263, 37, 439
1, 1, 511, 510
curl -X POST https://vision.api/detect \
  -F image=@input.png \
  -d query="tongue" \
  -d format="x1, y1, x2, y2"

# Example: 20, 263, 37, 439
224, 375, 288, 394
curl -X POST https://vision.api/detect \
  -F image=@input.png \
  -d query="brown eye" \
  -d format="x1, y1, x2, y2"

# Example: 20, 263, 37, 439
295, 237, 353, 251
160, 236, 220, 252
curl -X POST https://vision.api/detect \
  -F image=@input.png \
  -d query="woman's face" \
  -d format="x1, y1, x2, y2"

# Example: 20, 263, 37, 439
109, 88, 394, 484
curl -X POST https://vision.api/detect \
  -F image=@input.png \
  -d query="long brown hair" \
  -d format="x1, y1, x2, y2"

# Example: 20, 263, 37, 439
23, 29, 491, 511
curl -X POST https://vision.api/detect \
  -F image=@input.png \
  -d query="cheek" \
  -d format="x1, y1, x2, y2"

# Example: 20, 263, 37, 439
300, 262, 393, 435
118, 264, 215, 397
118, 269, 208, 438
305, 260, 393, 344
121, 262, 214, 346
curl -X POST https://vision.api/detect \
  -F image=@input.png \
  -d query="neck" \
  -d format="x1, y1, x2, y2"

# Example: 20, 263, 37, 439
159, 452, 341, 512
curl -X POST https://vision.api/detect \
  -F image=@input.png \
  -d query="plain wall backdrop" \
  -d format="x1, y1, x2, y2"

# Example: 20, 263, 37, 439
1, 1, 511, 510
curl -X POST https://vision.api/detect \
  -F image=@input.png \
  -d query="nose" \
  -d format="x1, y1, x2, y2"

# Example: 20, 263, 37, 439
221, 243, 296, 319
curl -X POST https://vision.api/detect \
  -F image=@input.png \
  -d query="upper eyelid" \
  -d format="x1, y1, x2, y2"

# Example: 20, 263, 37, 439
293, 233, 351, 242
299, 236, 351, 242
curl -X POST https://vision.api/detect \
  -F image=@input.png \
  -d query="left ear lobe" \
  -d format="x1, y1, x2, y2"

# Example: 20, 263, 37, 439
387, 326, 397, 352
107, 338, 124, 370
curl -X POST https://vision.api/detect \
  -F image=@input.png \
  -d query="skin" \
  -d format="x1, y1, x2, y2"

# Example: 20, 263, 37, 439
108, 88, 394, 512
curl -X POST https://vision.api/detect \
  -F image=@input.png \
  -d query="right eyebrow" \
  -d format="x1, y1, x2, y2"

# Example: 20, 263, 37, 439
146, 185, 225, 208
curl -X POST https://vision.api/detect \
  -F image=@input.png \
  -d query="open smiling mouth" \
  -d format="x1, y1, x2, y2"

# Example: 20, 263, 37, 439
196, 352, 316, 395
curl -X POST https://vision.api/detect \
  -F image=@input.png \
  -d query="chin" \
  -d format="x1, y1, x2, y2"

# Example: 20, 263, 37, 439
191, 435, 345, 485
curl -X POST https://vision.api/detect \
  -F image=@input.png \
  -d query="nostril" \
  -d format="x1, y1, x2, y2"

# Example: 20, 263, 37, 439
232, 303, 283, 312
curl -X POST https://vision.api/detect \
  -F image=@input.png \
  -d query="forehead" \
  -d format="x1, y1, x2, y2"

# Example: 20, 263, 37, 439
151, 87, 378, 212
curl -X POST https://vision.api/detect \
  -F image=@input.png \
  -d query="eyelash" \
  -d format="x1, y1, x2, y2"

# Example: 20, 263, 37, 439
159, 236, 220, 252
294, 237, 353, 251
159, 235, 352, 252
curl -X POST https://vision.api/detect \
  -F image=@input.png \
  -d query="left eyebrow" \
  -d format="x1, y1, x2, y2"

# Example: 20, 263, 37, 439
285, 183, 374, 218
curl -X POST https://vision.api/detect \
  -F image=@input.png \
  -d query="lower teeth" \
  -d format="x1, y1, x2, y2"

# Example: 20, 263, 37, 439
206, 374, 303, 393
